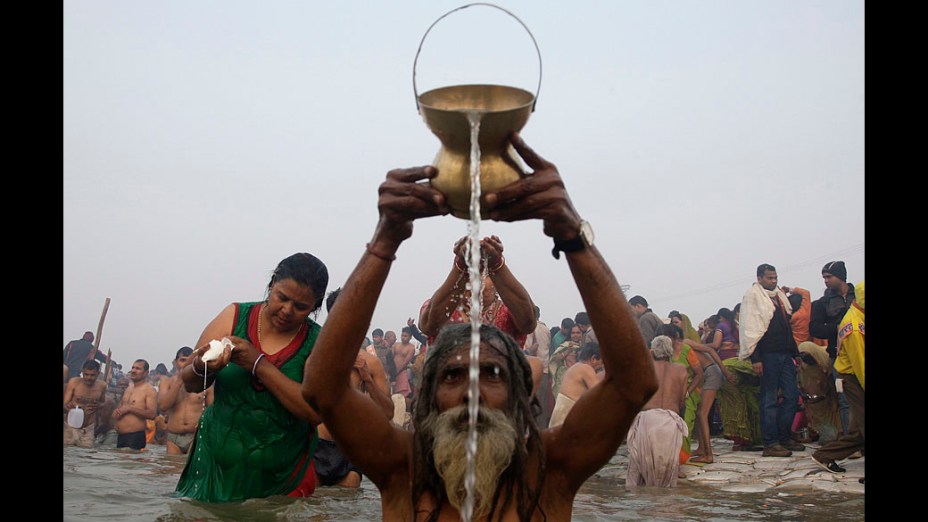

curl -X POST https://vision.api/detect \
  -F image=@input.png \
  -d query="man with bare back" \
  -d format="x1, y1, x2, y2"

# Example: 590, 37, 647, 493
113, 359, 158, 450
548, 343, 604, 428
314, 288, 396, 488
626, 335, 690, 489
63, 359, 108, 448
158, 347, 214, 455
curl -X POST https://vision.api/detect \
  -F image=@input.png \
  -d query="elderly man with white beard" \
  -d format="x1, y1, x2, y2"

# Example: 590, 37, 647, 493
302, 133, 659, 521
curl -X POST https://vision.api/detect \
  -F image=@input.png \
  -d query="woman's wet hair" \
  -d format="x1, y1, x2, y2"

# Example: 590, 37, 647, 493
267, 252, 329, 312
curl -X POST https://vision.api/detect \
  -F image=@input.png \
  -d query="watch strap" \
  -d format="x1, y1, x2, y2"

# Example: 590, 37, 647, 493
551, 236, 585, 259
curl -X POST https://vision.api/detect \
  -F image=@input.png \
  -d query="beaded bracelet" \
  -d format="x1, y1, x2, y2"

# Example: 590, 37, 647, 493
252, 353, 266, 377
366, 243, 396, 261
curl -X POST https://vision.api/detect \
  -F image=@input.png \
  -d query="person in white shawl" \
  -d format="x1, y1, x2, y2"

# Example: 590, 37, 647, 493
737, 263, 804, 458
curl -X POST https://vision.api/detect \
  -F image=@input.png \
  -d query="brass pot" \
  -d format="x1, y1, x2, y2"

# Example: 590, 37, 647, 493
418, 84, 535, 218
413, 3, 542, 219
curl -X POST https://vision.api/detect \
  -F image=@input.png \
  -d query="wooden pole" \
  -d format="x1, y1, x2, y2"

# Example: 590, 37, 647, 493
103, 349, 113, 384
89, 297, 111, 361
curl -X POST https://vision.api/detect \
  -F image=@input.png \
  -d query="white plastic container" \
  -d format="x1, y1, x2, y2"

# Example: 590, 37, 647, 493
67, 406, 84, 428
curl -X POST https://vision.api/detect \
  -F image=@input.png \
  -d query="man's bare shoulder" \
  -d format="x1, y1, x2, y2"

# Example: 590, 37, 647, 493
133, 382, 158, 396
668, 363, 688, 384
360, 350, 381, 364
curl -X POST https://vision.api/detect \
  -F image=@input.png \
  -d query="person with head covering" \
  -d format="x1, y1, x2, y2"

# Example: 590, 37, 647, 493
673, 312, 730, 463
302, 133, 658, 520
809, 260, 855, 435
712, 307, 763, 450
173, 252, 329, 502
668, 311, 700, 343
795, 341, 842, 443
812, 280, 864, 474
625, 335, 689, 488
547, 323, 583, 397
548, 342, 603, 428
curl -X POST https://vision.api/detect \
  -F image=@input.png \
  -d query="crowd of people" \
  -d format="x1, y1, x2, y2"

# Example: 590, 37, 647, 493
64, 133, 864, 519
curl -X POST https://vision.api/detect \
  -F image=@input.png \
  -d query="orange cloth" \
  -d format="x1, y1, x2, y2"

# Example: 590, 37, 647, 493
145, 419, 156, 443
789, 287, 812, 346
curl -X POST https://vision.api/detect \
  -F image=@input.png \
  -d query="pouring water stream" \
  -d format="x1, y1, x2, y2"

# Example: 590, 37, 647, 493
462, 110, 483, 522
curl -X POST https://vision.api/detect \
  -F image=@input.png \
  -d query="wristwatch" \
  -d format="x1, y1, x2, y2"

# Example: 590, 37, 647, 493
551, 220, 594, 259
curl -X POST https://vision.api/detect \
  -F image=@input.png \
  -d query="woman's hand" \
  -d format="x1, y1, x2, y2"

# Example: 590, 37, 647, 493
452, 235, 505, 272
226, 335, 262, 372
191, 339, 234, 374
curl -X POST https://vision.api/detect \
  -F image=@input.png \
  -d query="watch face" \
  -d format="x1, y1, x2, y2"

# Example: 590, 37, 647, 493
580, 220, 594, 246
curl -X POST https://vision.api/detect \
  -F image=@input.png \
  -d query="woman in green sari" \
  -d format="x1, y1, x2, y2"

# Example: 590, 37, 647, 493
548, 324, 583, 397
174, 253, 329, 502
713, 308, 763, 450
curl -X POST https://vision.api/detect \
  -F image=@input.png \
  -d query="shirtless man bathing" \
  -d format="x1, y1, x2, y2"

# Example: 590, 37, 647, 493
63, 359, 108, 448
158, 347, 214, 455
112, 359, 158, 451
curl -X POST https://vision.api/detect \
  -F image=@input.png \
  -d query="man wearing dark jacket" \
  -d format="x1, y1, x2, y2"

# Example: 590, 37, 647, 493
63, 331, 108, 380
809, 260, 854, 434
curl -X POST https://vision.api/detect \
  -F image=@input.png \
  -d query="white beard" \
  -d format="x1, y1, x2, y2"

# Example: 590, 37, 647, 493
422, 405, 518, 518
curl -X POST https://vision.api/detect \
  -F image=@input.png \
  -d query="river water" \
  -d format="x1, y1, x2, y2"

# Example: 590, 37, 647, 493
63, 443, 864, 521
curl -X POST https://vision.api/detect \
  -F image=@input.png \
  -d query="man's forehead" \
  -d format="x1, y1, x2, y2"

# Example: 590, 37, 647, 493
441, 343, 508, 363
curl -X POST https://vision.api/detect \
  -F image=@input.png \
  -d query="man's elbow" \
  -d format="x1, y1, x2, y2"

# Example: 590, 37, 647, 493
302, 381, 338, 416
301, 384, 321, 412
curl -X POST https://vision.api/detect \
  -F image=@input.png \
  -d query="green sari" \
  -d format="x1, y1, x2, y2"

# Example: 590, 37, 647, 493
174, 302, 320, 502
718, 357, 762, 447
548, 340, 580, 397
672, 344, 700, 457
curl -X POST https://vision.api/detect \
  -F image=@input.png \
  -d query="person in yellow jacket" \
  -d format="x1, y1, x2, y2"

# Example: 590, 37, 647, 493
811, 280, 864, 474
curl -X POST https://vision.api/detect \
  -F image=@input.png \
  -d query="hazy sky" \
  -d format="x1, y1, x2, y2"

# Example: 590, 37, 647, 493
64, 0, 864, 369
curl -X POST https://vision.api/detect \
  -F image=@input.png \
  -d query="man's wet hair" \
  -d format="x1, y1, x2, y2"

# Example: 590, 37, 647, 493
657, 322, 683, 340
326, 287, 342, 313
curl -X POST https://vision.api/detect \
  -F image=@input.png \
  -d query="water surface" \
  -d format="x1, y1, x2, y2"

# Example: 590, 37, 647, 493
63, 444, 864, 521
